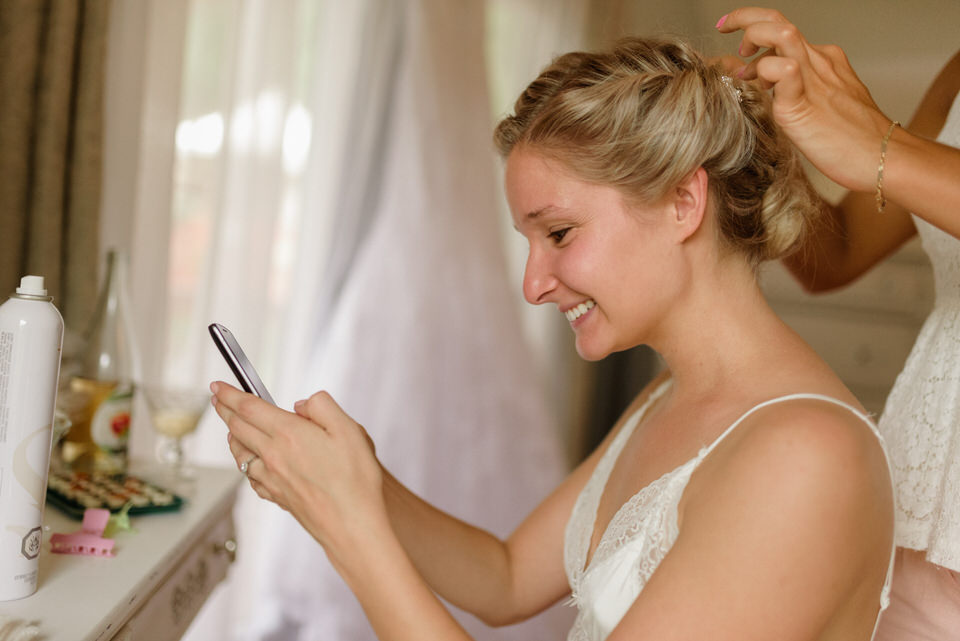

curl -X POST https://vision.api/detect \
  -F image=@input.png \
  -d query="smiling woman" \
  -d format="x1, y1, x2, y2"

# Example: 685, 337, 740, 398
211, 32, 897, 641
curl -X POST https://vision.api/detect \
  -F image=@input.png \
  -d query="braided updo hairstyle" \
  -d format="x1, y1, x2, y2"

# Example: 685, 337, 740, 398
494, 36, 819, 265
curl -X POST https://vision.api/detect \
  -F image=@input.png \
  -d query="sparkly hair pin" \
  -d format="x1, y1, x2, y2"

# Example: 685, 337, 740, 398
720, 75, 743, 104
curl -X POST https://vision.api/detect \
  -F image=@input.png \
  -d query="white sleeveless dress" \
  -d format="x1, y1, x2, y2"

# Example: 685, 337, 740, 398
563, 381, 895, 641
877, 91, 960, 572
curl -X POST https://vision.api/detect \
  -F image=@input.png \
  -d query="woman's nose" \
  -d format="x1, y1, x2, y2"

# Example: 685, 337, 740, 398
522, 249, 557, 305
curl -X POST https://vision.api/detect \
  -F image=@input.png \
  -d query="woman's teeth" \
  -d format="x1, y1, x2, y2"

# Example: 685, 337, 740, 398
565, 300, 595, 322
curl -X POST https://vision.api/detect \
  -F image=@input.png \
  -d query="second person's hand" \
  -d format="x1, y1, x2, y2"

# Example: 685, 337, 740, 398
717, 7, 894, 193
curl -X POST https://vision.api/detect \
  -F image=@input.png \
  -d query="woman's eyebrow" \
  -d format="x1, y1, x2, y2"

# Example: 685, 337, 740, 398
513, 205, 563, 232
525, 205, 564, 221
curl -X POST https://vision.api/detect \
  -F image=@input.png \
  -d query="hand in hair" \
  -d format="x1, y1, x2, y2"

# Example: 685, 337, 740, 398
717, 7, 960, 292
717, 8, 960, 240
717, 8, 891, 193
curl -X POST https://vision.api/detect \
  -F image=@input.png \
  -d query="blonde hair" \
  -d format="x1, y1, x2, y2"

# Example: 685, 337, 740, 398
494, 37, 819, 265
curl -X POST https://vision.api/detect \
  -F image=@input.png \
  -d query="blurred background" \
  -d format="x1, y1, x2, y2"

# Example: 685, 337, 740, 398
1, 0, 958, 639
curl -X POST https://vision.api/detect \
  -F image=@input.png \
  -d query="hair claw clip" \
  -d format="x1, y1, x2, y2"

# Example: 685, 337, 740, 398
49, 508, 116, 557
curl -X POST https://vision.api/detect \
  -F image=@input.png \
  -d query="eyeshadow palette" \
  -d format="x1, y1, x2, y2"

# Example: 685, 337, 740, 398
46, 470, 184, 520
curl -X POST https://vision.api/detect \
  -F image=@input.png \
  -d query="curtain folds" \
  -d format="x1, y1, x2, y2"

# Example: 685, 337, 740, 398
140, 1, 587, 639
0, 0, 110, 328
234, 1, 573, 639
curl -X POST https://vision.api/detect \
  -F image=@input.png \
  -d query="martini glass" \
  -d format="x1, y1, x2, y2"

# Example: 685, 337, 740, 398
143, 386, 209, 481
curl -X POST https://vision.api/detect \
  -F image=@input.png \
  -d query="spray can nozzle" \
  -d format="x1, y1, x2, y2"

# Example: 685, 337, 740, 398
16, 276, 47, 296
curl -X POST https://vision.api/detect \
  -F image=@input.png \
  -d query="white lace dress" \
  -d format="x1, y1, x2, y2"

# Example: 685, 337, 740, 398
878, 92, 960, 571
563, 381, 894, 641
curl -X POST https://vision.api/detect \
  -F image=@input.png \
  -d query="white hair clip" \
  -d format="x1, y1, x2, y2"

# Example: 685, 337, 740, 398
720, 75, 743, 104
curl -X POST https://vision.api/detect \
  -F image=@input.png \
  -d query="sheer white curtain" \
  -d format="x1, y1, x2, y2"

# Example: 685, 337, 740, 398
107, 0, 590, 639
486, 0, 591, 461
236, 2, 581, 640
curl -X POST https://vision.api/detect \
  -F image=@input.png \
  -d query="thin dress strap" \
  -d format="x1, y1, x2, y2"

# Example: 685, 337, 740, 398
701, 393, 875, 457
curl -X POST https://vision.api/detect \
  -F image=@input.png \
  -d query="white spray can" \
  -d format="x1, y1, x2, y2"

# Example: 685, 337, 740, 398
0, 275, 64, 601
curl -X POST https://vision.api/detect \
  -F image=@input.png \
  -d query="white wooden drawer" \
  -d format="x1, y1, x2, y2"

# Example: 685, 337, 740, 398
112, 503, 236, 640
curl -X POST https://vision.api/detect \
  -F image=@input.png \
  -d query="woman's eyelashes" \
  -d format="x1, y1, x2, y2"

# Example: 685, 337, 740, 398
548, 227, 572, 244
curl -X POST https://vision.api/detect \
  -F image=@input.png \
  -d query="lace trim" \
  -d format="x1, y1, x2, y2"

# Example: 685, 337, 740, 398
567, 464, 691, 608
588, 469, 684, 572
564, 381, 673, 592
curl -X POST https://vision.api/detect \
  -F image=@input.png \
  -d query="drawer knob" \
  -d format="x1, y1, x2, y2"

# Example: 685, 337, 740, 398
214, 538, 237, 562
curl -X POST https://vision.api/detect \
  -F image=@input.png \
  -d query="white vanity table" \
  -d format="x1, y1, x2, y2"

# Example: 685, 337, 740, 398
0, 464, 241, 641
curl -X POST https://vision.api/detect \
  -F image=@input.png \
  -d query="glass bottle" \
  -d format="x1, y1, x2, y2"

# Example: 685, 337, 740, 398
61, 249, 141, 473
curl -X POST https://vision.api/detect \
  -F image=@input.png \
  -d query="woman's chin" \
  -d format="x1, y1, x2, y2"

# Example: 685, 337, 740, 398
574, 339, 611, 362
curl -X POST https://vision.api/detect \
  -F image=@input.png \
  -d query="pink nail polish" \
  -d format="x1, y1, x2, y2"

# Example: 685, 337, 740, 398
736, 66, 746, 79
715, 14, 727, 29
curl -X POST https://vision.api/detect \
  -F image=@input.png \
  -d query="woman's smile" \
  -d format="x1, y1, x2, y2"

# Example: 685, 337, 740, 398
564, 299, 596, 324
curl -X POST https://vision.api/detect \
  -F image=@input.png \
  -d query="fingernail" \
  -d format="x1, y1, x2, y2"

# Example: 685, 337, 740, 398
210, 394, 217, 407
294, 399, 304, 410
210, 382, 218, 393
735, 65, 746, 78
715, 14, 727, 29
738, 42, 744, 56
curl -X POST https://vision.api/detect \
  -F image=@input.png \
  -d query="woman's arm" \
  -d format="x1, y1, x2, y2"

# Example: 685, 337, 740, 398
212, 372, 669, 630
785, 51, 960, 292
718, 9, 960, 291
375, 448, 580, 625
375, 368, 673, 624
212, 384, 476, 640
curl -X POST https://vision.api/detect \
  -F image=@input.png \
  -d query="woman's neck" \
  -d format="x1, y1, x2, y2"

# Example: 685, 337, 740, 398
650, 256, 799, 401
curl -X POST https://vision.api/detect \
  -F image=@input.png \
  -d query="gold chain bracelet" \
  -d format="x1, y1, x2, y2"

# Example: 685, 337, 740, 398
876, 120, 901, 213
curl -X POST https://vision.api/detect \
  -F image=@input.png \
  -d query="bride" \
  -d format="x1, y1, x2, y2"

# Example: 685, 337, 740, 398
212, 34, 895, 641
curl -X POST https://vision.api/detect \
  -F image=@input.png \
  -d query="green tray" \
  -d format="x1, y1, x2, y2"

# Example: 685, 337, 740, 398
45, 470, 184, 520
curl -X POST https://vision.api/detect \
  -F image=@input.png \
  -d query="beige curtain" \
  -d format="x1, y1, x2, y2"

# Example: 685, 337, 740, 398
0, 0, 110, 328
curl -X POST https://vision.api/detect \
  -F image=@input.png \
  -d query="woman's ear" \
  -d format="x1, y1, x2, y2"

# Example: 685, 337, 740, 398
672, 167, 709, 243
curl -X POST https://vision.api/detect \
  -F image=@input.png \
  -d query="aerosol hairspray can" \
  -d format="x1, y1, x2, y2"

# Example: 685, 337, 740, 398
0, 275, 64, 601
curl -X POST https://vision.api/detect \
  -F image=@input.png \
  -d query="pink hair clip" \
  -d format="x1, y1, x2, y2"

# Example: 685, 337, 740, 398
49, 508, 116, 557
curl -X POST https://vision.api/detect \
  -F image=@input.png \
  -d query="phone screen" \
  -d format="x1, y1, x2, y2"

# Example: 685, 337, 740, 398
208, 323, 276, 404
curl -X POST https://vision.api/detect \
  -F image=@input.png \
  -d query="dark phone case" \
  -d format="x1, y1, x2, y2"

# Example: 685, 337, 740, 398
207, 323, 275, 404
209, 325, 255, 395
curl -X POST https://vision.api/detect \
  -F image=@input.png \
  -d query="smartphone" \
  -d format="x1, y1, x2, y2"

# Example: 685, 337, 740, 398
208, 323, 276, 404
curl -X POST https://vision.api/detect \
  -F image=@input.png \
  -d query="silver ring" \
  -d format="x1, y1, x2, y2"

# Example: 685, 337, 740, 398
240, 455, 258, 475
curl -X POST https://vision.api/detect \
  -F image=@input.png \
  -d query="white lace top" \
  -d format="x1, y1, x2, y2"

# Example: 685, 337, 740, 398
878, 91, 960, 571
563, 381, 894, 641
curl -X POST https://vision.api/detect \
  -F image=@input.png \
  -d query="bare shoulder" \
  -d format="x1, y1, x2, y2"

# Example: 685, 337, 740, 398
740, 397, 886, 473
700, 397, 891, 505
683, 395, 893, 553
614, 395, 894, 640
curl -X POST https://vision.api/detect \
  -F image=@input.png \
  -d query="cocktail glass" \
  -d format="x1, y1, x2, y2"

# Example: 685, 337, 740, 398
143, 386, 209, 480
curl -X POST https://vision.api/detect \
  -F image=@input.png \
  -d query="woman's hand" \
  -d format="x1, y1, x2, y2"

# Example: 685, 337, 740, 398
210, 382, 387, 560
717, 7, 893, 192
